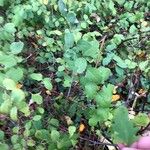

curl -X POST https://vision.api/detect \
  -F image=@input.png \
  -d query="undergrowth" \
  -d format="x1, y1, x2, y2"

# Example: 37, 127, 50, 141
0, 0, 150, 149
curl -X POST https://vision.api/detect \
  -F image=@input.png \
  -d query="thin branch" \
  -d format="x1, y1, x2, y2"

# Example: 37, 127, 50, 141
137, 122, 150, 135
79, 137, 119, 148
100, 128, 119, 150
95, 35, 107, 68
118, 30, 150, 47
125, 74, 135, 106
131, 92, 147, 110
67, 73, 74, 97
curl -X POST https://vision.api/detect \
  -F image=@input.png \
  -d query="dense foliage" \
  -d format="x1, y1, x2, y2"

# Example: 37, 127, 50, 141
0, 0, 150, 149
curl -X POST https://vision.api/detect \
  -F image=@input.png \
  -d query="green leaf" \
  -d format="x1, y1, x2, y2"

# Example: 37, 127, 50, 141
0, 143, 9, 150
124, 1, 134, 11
96, 108, 110, 122
113, 34, 125, 45
3, 78, 16, 90
112, 106, 138, 145
133, 113, 150, 127
139, 60, 149, 71
108, 1, 116, 16
103, 53, 114, 65
0, 0, 4, 6
58, 66, 65, 72
52, 30, 62, 36
49, 118, 59, 127
10, 107, 18, 121
27, 139, 35, 147
73, 31, 82, 43
4, 23, 16, 33
10, 41, 24, 54
58, 0, 67, 15
106, 43, 117, 51
80, 40, 99, 59
11, 89, 25, 101
37, 107, 44, 114
0, 130, 4, 141
77, 40, 91, 52
19, 103, 30, 116
30, 73, 43, 81
6, 67, 23, 82
95, 84, 114, 108
32, 93, 43, 105
13, 127, 19, 134
89, 116, 98, 127
99, 67, 112, 83
0, 16, 3, 24
66, 12, 78, 24
12, 7, 25, 26
84, 83, 98, 99
0, 73, 5, 87
125, 59, 137, 69
68, 126, 76, 137
114, 0, 125, 5
0, 54, 17, 68
57, 135, 73, 149
35, 130, 50, 141
63, 75, 72, 87
80, 22, 87, 29
74, 57, 87, 74
113, 55, 127, 68
11, 135, 18, 144
33, 115, 42, 121
43, 78, 52, 90
129, 25, 138, 34
51, 130, 60, 142
85, 67, 111, 84
64, 30, 74, 49
85, 68, 101, 83
0, 99, 12, 114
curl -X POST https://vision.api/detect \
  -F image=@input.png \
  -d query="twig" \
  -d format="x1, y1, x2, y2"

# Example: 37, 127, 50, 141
141, 96, 148, 113
121, 37, 138, 43
67, 73, 74, 97
137, 122, 150, 135
131, 92, 147, 110
126, 74, 135, 106
79, 137, 119, 147
26, 53, 32, 60
118, 31, 150, 48
134, 108, 150, 112
100, 128, 119, 150
95, 35, 107, 67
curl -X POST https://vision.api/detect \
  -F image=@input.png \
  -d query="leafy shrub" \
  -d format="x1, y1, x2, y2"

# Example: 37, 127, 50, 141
0, 0, 150, 149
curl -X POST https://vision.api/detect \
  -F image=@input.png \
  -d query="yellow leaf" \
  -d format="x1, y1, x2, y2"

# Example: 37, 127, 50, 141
31, 42, 38, 48
138, 89, 147, 94
43, 0, 48, 5
112, 94, 120, 102
141, 20, 148, 27
46, 90, 51, 95
113, 86, 118, 94
79, 123, 85, 133
65, 116, 73, 125
137, 51, 146, 58
16, 84, 23, 89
